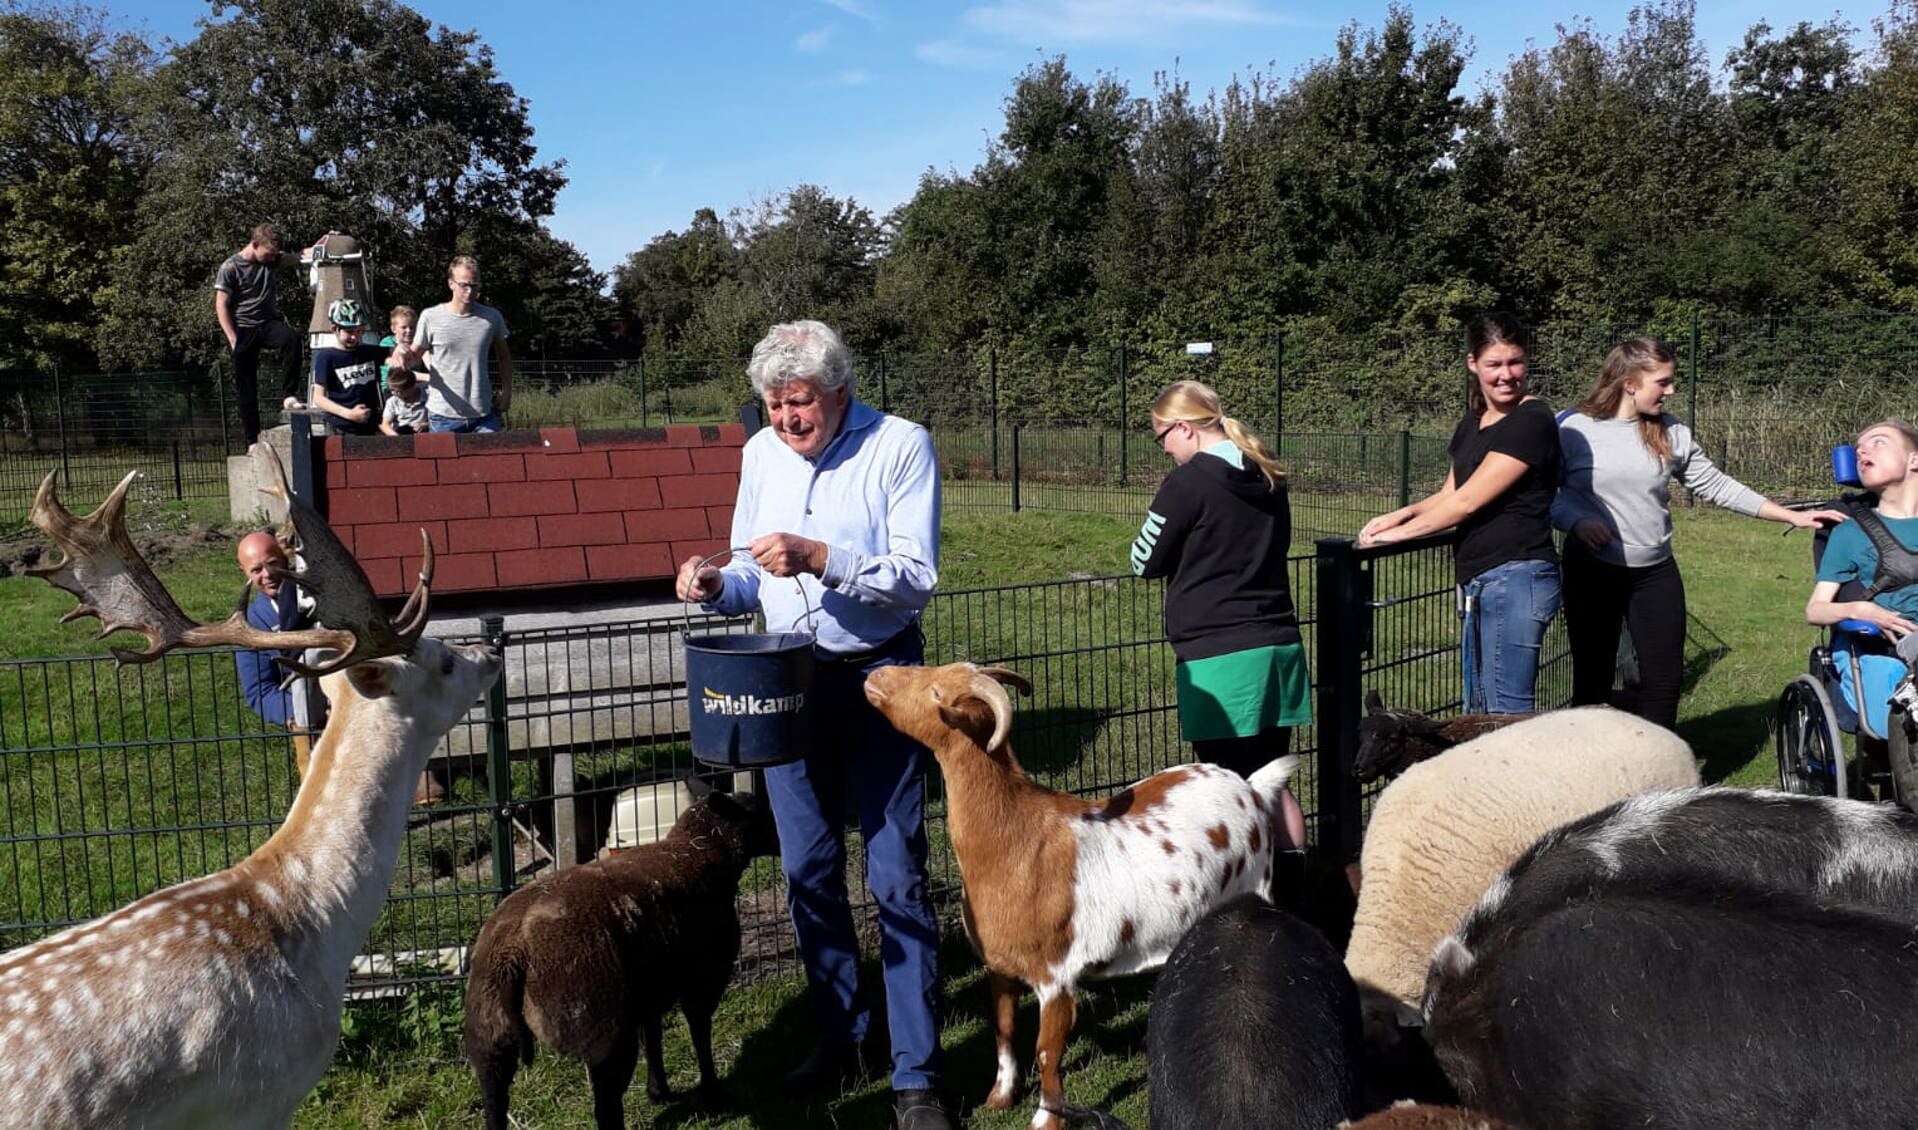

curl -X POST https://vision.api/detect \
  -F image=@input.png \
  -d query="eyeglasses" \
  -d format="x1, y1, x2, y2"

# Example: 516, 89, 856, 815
1151, 420, 1182, 444
452, 280, 479, 290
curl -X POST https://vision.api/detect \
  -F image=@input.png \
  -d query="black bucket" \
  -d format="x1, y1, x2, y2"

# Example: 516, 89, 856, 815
684, 632, 817, 768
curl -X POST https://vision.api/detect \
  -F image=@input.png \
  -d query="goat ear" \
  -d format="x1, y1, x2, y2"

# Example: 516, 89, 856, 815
1365, 688, 1385, 714
685, 772, 716, 800
343, 657, 396, 700
1410, 713, 1446, 735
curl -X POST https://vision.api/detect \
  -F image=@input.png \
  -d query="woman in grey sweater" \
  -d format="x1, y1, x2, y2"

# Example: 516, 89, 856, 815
1554, 338, 1848, 728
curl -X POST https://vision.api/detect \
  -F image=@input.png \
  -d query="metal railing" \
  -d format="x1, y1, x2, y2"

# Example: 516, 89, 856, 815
0, 530, 1568, 998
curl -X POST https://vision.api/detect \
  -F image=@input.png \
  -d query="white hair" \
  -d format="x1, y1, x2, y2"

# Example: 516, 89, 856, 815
745, 320, 856, 398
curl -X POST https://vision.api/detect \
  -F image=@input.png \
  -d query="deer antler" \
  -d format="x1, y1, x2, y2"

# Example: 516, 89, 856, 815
28, 445, 432, 673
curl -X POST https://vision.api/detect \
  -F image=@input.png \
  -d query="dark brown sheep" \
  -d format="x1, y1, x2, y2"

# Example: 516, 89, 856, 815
462, 778, 779, 1130
1354, 691, 1532, 783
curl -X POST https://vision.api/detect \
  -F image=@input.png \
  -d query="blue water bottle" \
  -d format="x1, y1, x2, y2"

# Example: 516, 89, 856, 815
1832, 444, 1860, 486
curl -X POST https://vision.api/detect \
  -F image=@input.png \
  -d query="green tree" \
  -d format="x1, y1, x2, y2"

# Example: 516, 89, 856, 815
1834, 3, 1918, 310
611, 206, 737, 351
98, 0, 570, 368
0, 4, 150, 372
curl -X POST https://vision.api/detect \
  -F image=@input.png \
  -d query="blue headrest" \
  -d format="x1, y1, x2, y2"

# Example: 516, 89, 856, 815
1833, 444, 1862, 488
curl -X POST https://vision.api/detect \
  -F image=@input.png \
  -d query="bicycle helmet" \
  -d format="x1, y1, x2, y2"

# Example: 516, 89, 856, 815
327, 298, 365, 328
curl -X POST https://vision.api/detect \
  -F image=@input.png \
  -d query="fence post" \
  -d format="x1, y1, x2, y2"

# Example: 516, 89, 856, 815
1011, 424, 1022, 513
1313, 537, 1368, 863
172, 440, 184, 500
1397, 430, 1411, 508
1118, 343, 1129, 487
53, 361, 71, 488
638, 355, 648, 429
989, 346, 1000, 482
879, 352, 890, 414
1687, 312, 1700, 432
483, 615, 516, 896
1274, 330, 1285, 451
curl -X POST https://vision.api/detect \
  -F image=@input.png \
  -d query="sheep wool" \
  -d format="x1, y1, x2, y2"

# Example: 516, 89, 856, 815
1344, 705, 1698, 1026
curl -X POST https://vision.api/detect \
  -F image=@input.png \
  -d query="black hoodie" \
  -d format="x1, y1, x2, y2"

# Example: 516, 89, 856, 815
1130, 449, 1301, 662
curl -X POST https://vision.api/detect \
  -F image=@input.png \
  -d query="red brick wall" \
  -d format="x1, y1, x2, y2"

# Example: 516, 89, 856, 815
320, 426, 741, 597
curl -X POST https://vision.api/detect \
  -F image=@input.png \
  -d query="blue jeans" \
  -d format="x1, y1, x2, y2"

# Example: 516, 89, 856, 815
427, 411, 501, 433
762, 630, 942, 1090
1461, 558, 1561, 714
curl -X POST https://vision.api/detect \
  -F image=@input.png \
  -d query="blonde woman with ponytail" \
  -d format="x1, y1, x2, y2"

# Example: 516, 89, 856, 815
1132, 380, 1309, 873
1555, 337, 1846, 729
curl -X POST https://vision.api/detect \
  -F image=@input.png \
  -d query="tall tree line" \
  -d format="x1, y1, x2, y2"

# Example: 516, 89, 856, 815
6, 0, 1918, 376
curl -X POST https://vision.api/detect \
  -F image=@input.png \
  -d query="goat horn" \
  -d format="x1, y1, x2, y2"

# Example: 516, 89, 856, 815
975, 666, 1033, 697
971, 671, 1017, 752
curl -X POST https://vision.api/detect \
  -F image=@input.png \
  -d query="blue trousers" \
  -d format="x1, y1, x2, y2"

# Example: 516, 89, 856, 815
763, 629, 943, 1091
427, 410, 501, 433
1461, 558, 1561, 714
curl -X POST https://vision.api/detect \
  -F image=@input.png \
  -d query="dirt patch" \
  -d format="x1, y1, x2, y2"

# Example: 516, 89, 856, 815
0, 522, 238, 577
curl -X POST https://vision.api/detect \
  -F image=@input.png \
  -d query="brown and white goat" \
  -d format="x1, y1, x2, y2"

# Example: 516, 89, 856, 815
0, 460, 500, 1128
865, 662, 1300, 1130
463, 778, 779, 1130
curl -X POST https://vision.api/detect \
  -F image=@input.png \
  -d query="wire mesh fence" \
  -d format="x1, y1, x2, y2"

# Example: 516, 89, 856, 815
12, 314, 1918, 529
2, 530, 1568, 1006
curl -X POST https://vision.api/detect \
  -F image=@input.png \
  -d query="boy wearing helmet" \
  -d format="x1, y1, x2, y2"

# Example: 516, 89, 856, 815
310, 298, 387, 436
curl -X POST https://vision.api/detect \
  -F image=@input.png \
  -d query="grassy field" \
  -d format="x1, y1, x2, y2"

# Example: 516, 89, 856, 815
0, 497, 1828, 1127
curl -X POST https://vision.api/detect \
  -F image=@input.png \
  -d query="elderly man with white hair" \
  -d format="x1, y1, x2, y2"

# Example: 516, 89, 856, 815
676, 320, 950, 1129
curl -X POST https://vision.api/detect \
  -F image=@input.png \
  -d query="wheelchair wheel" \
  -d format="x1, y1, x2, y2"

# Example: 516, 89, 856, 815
1889, 712, 1918, 813
1777, 675, 1848, 798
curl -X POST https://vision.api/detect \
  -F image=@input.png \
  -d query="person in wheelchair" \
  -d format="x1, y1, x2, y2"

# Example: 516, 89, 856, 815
1804, 418, 1918, 804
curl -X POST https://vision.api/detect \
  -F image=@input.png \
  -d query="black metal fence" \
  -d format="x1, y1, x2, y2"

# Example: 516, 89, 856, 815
12, 312, 1915, 529
1, 532, 1528, 996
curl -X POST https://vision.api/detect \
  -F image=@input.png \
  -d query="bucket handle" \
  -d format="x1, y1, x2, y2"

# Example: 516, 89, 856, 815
680, 545, 821, 640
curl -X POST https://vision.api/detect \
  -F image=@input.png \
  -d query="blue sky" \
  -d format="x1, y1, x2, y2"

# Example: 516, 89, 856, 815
111, 0, 1864, 275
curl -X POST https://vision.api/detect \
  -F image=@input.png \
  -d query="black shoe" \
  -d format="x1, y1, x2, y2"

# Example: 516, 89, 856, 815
779, 1041, 862, 1094
893, 1089, 956, 1130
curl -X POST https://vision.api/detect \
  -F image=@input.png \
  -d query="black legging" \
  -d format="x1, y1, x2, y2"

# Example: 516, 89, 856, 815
1192, 726, 1293, 779
1562, 541, 1687, 731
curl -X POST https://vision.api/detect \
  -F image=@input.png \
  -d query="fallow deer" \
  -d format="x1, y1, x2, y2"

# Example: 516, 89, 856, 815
0, 451, 501, 1128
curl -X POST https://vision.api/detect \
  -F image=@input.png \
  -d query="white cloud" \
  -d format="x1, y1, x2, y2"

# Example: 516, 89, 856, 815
819, 0, 877, 21
915, 39, 1006, 69
834, 68, 873, 86
796, 26, 833, 52
961, 0, 1294, 45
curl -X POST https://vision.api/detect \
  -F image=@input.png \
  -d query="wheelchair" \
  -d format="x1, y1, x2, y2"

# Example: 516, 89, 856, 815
1775, 448, 1918, 811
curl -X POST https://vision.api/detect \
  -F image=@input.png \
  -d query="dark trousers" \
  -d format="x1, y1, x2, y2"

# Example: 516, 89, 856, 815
1192, 726, 1293, 779
761, 630, 942, 1091
231, 320, 303, 446
1563, 542, 1687, 730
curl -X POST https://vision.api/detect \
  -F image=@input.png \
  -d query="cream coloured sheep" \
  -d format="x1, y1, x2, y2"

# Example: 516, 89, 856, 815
1344, 705, 1698, 1037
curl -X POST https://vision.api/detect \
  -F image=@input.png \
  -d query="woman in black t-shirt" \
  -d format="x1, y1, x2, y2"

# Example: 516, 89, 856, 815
1359, 313, 1561, 714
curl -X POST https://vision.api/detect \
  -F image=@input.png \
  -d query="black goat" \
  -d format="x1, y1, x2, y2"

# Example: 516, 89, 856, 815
1147, 895, 1363, 1130
1354, 691, 1530, 783
1425, 880, 1918, 1130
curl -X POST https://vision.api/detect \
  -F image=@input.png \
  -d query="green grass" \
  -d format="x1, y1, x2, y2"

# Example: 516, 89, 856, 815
0, 494, 1834, 1127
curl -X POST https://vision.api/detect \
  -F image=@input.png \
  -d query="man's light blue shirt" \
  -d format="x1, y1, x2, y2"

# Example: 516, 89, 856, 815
703, 400, 940, 656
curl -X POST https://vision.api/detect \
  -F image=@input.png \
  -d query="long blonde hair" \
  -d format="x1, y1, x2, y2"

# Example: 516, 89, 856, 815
1576, 337, 1676, 465
1151, 380, 1285, 489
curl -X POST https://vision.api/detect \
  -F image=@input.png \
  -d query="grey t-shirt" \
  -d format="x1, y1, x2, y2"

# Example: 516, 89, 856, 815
415, 303, 509, 419
213, 254, 280, 328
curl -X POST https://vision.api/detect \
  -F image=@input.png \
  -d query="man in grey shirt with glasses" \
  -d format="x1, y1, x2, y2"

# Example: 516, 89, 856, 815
390, 255, 513, 433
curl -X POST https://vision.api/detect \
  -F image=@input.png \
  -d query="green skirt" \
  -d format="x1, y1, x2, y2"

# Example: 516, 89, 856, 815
1176, 642, 1312, 742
